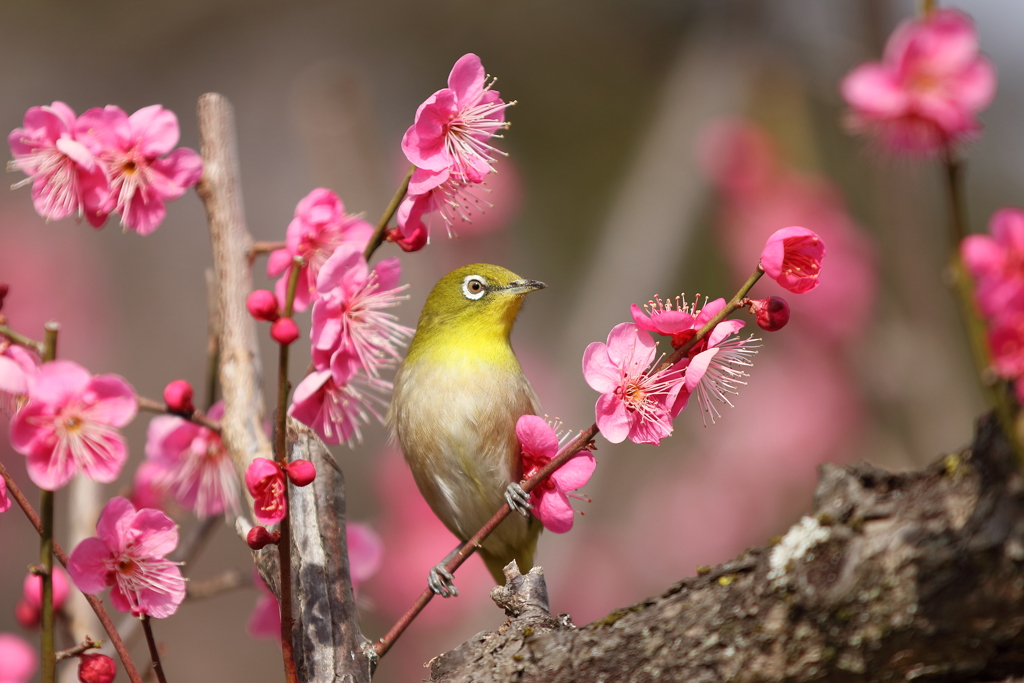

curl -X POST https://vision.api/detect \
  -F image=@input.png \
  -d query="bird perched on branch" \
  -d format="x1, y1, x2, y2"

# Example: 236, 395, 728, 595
390, 264, 546, 596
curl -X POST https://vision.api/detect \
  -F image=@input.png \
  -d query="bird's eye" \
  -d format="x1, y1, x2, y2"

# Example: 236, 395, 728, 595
462, 275, 487, 300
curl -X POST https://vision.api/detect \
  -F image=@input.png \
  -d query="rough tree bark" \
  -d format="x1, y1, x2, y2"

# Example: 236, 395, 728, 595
427, 415, 1024, 683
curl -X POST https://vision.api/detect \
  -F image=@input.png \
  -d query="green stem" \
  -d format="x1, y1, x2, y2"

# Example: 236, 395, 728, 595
39, 322, 58, 683
919, 0, 936, 17
0, 324, 45, 355
374, 266, 765, 658
942, 151, 1024, 467
363, 164, 415, 262
141, 616, 168, 683
275, 258, 302, 683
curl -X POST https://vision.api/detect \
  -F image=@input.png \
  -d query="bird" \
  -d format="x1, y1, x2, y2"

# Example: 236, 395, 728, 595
390, 263, 546, 596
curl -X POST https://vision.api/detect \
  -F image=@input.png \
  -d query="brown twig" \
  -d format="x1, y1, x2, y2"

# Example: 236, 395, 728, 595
374, 267, 765, 657
185, 570, 249, 601
0, 323, 45, 355
55, 637, 102, 662
136, 396, 222, 433
140, 616, 168, 683
0, 462, 144, 683
249, 240, 287, 263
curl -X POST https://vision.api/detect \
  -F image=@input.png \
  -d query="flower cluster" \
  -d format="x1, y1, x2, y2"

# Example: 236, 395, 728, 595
67, 497, 186, 618
8, 103, 202, 232
516, 415, 595, 533
582, 227, 824, 442
289, 245, 412, 444
840, 8, 995, 154
962, 208, 1024, 401
393, 53, 512, 251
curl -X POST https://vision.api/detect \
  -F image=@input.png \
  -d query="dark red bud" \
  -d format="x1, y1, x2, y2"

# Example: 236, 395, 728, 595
247, 525, 280, 550
750, 296, 790, 332
14, 599, 39, 629
0, 283, 8, 312
163, 380, 195, 414
78, 653, 117, 683
285, 459, 317, 487
247, 290, 280, 322
270, 317, 300, 346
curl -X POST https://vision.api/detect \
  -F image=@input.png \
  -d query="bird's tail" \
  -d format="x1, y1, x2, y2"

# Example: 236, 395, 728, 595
478, 533, 539, 586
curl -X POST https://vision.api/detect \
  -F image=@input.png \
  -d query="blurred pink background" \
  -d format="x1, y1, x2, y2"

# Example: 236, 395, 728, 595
2, 1, 1018, 681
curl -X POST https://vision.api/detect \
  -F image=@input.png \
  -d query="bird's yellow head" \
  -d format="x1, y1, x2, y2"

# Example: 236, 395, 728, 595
404, 264, 546, 365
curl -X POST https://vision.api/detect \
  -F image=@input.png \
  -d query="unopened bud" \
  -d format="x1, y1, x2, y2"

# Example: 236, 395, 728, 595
247, 290, 280, 322
270, 317, 300, 346
247, 525, 280, 550
749, 296, 790, 331
285, 459, 317, 487
14, 599, 39, 629
78, 653, 117, 683
0, 283, 8, 312
163, 380, 195, 414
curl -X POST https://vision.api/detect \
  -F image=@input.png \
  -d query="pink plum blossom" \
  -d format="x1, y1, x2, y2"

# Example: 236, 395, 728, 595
582, 323, 684, 445
0, 633, 36, 683
631, 295, 727, 349
67, 497, 186, 618
988, 313, 1024, 380
516, 415, 595, 533
130, 461, 169, 512
672, 320, 759, 425
0, 342, 37, 416
10, 360, 137, 490
145, 402, 240, 518
245, 458, 287, 525
961, 208, 1024, 318
394, 166, 497, 245
402, 53, 509, 182
267, 189, 374, 312
7, 102, 110, 225
759, 227, 825, 294
840, 9, 995, 153
75, 104, 203, 234
288, 368, 389, 446
310, 244, 411, 378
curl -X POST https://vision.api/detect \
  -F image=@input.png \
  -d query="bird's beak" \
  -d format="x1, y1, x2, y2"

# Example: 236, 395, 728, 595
504, 279, 547, 295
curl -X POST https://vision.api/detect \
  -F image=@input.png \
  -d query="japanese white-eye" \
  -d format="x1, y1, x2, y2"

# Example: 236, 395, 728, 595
390, 264, 546, 596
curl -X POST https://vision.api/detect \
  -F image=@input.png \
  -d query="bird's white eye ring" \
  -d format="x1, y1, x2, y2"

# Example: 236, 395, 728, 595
462, 275, 487, 300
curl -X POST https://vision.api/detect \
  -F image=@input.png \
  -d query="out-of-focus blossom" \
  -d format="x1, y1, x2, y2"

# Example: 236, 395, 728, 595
68, 497, 186, 618
582, 323, 683, 445
10, 360, 137, 490
0, 633, 36, 683
130, 461, 169, 512
402, 53, 509, 182
145, 402, 239, 518
248, 570, 281, 642
516, 415, 595, 533
310, 245, 411, 378
75, 105, 202, 234
162, 379, 194, 414
0, 477, 9, 514
7, 102, 109, 224
840, 8, 996, 153
245, 458, 287, 525
700, 119, 875, 343
288, 368, 389, 446
760, 227, 825, 294
0, 342, 36, 416
987, 313, 1024, 380
16, 566, 71, 629
962, 208, 1024, 318
77, 654, 116, 683
266, 189, 373, 312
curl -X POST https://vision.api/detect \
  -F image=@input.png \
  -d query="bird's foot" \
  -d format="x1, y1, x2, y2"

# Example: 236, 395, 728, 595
505, 482, 532, 517
428, 564, 459, 598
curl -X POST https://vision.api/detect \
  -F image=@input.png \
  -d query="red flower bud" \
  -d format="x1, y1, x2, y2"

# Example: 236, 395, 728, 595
163, 380, 195, 414
285, 459, 317, 487
247, 525, 280, 550
0, 282, 8, 312
749, 296, 790, 332
247, 290, 280, 322
271, 317, 300, 346
78, 653, 117, 683
14, 599, 39, 629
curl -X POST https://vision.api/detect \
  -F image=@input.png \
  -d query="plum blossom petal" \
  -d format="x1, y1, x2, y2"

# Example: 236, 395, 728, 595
288, 368, 390, 446
760, 226, 825, 294
516, 415, 595, 533
0, 477, 9, 514
245, 458, 287, 525
67, 497, 186, 618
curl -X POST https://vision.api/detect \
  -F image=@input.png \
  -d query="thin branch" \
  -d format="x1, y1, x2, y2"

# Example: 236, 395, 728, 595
140, 616, 168, 683
249, 240, 287, 263
0, 323, 45, 355
136, 396, 222, 433
185, 570, 249, 601
55, 637, 102, 662
363, 164, 414, 261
